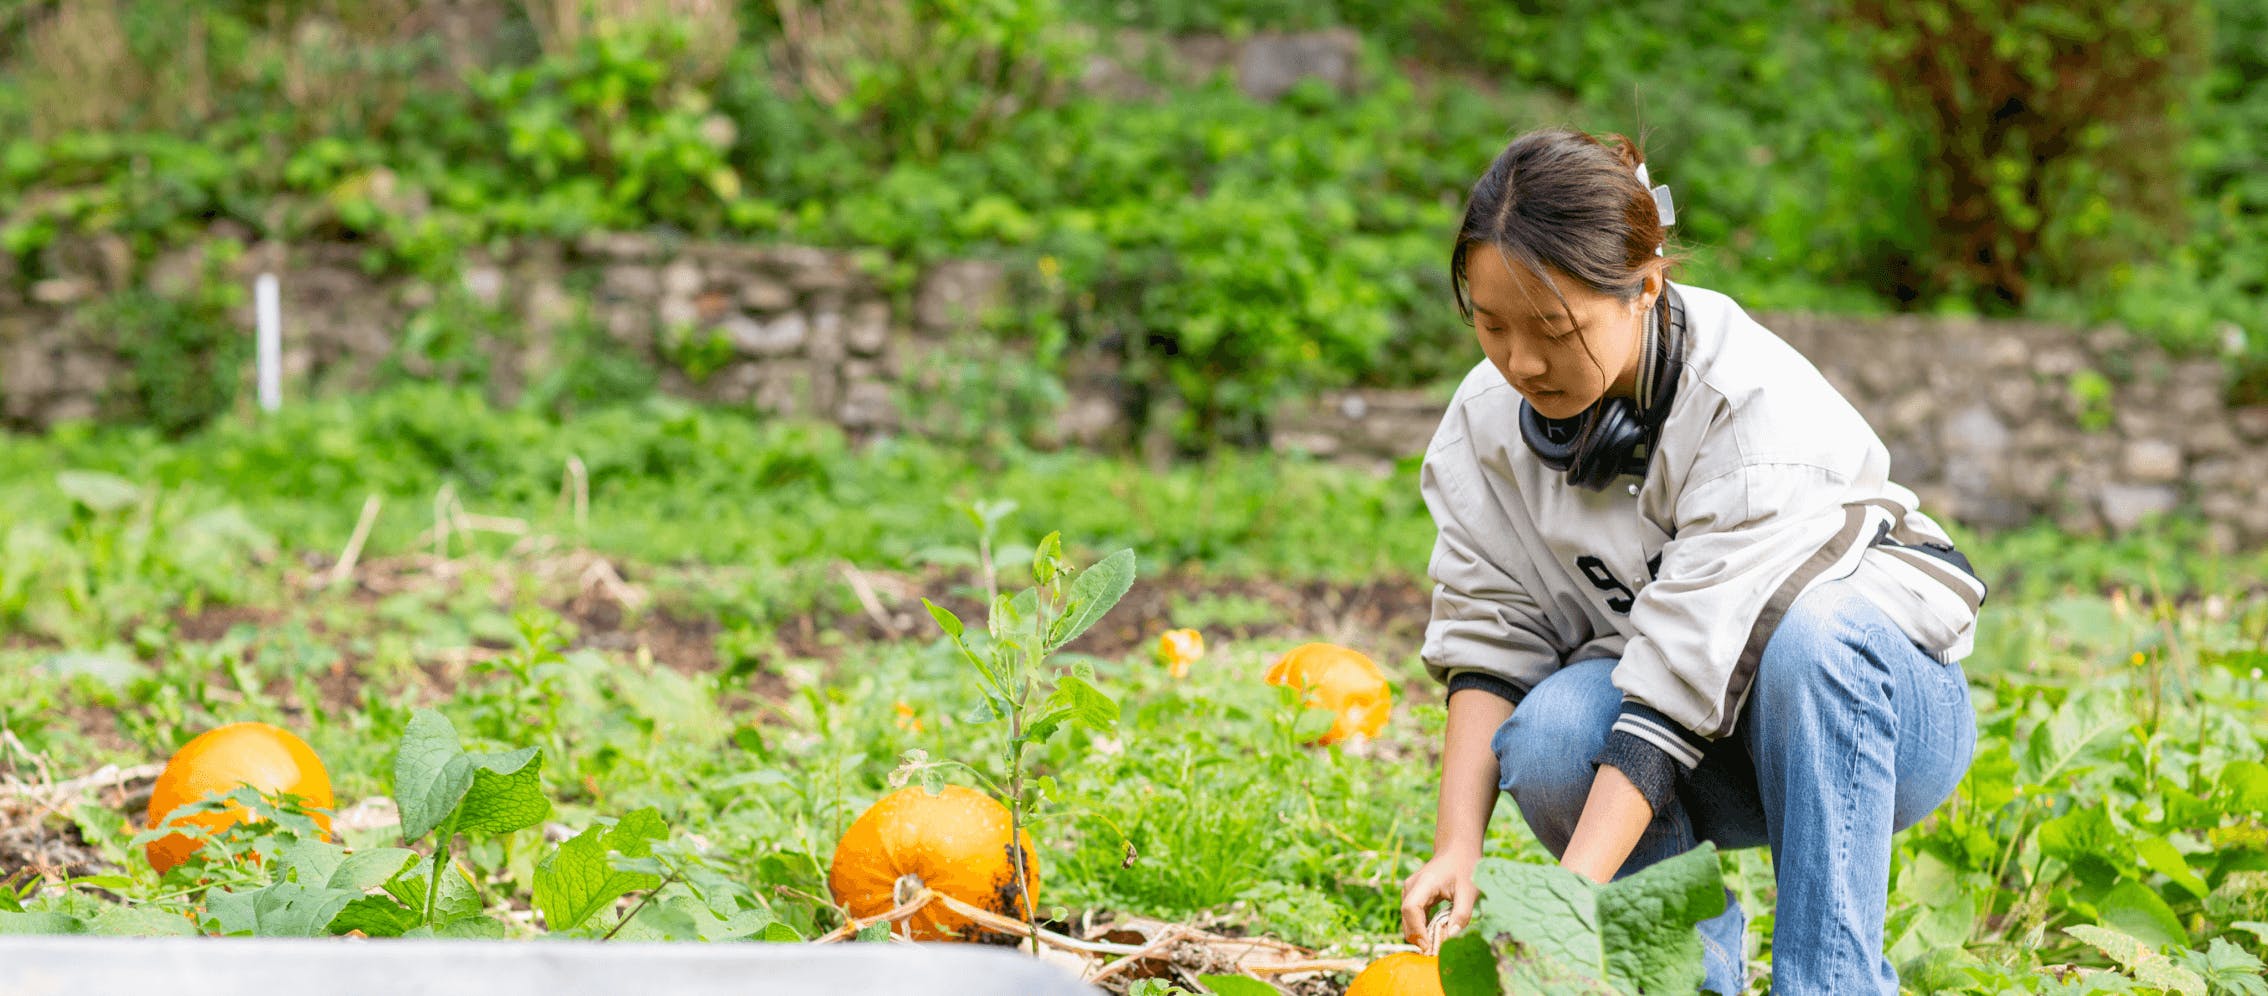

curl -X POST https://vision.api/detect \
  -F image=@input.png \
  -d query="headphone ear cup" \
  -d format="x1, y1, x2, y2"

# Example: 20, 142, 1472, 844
1518, 399, 1581, 472
1566, 399, 1639, 491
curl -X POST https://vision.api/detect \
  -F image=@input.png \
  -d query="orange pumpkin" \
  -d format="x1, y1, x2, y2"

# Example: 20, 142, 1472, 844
1347, 952, 1445, 995
1265, 642, 1392, 744
1155, 628, 1205, 679
145, 722, 334, 874
827, 784, 1037, 941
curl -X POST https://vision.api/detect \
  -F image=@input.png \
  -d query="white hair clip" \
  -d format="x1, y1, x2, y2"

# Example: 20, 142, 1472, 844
1635, 163, 1675, 254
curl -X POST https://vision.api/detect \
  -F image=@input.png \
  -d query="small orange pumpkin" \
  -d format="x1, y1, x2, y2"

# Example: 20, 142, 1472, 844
145, 722, 334, 874
1347, 952, 1445, 995
827, 784, 1038, 941
1155, 628, 1205, 679
1265, 642, 1392, 745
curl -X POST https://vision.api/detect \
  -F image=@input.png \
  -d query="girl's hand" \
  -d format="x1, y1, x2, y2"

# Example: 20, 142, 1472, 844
1400, 851, 1481, 947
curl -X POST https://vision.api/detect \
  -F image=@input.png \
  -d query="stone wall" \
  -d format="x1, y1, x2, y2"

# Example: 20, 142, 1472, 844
1276, 312, 2268, 550
0, 228, 1045, 441
4, 231, 2265, 548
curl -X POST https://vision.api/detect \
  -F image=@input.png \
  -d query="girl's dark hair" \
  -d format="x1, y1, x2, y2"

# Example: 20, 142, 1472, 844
1450, 128, 1682, 326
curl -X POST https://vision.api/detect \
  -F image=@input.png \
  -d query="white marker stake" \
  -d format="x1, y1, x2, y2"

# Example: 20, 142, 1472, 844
255, 272, 281, 413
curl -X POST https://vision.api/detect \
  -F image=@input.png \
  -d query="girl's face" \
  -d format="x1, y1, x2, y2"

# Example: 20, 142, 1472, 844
1464, 244, 1659, 421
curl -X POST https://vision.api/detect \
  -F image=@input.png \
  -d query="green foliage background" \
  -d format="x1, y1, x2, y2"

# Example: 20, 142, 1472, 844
1, 0, 2263, 440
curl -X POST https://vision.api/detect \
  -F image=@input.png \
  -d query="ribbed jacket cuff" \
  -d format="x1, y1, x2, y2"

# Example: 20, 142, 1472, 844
1445, 670, 1528, 707
1609, 702, 1709, 770
1593, 731, 1682, 816
1590, 703, 1711, 817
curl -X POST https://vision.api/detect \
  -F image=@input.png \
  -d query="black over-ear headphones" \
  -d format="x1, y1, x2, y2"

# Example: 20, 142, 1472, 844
1517, 282, 1688, 491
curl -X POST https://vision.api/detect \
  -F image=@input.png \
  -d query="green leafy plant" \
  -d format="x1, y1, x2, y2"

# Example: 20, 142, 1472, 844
917, 507, 1135, 946
1438, 844, 1727, 996
390, 708, 551, 929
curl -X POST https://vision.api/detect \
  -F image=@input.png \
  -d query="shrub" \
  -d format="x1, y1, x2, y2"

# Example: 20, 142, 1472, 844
1847, 0, 2212, 310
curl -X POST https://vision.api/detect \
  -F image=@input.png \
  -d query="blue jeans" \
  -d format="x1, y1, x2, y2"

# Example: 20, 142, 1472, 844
1491, 580, 1977, 995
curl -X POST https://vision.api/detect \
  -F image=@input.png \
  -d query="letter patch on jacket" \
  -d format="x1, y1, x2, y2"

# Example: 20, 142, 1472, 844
1576, 553, 1663, 614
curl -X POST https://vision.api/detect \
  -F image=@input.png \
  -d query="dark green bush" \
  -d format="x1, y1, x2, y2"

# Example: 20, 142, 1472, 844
1849, 0, 2211, 310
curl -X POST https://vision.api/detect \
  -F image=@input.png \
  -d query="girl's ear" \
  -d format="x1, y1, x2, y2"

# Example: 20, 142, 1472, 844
1636, 268, 1665, 313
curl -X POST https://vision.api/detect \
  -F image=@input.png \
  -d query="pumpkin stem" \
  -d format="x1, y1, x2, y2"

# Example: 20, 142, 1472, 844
892, 873, 926, 907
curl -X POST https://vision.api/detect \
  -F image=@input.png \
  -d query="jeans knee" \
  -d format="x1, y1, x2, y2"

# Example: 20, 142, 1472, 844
1495, 658, 1620, 821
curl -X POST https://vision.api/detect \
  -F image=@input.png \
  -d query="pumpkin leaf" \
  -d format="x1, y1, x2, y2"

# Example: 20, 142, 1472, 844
329, 895, 423, 937
393, 709, 476, 843
393, 709, 549, 842
205, 880, 366, 938
328, 848, 420, 893
534, 808, 669, 932
762, 921, 805, 942
856, 920, 892, 942
1050, 549, 1135, 653
453, 747, 549, 835
87, 906, 201, 937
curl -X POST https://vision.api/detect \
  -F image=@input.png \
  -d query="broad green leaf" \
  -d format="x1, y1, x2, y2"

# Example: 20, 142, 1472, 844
762, 921, 805, 942
1051, 549, 1136, 651
0, 911, 89, 935
454, 747, 549, 835
534, 808, 669, 932
1197, 976, 1277, 996
56, 470, 140, 513
276, 838, 347, 885
206, 881, 365, 938
1596, 848, 1728, 988
2038, 807, 2131, 886
2065, 925, 2206, 996
923, 598, 964, 639
1466, 845, 1724, 994
88, 906, 200, 937
1438, 932, 1505, 995
394, 709, 477, 842
328, 848, 419, 892
384, 859, 484, 925
329, 896, 423, 937
2220, 762, 2268, 815
2099, 879, 2188, 949
431, 914, 509, 938
2134, 837, 2208, 899
856, 920, 892, 942
699, 907, 777, 942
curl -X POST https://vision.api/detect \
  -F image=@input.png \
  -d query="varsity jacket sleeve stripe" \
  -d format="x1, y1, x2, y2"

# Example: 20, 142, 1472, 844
1419, 431, 1564, 700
